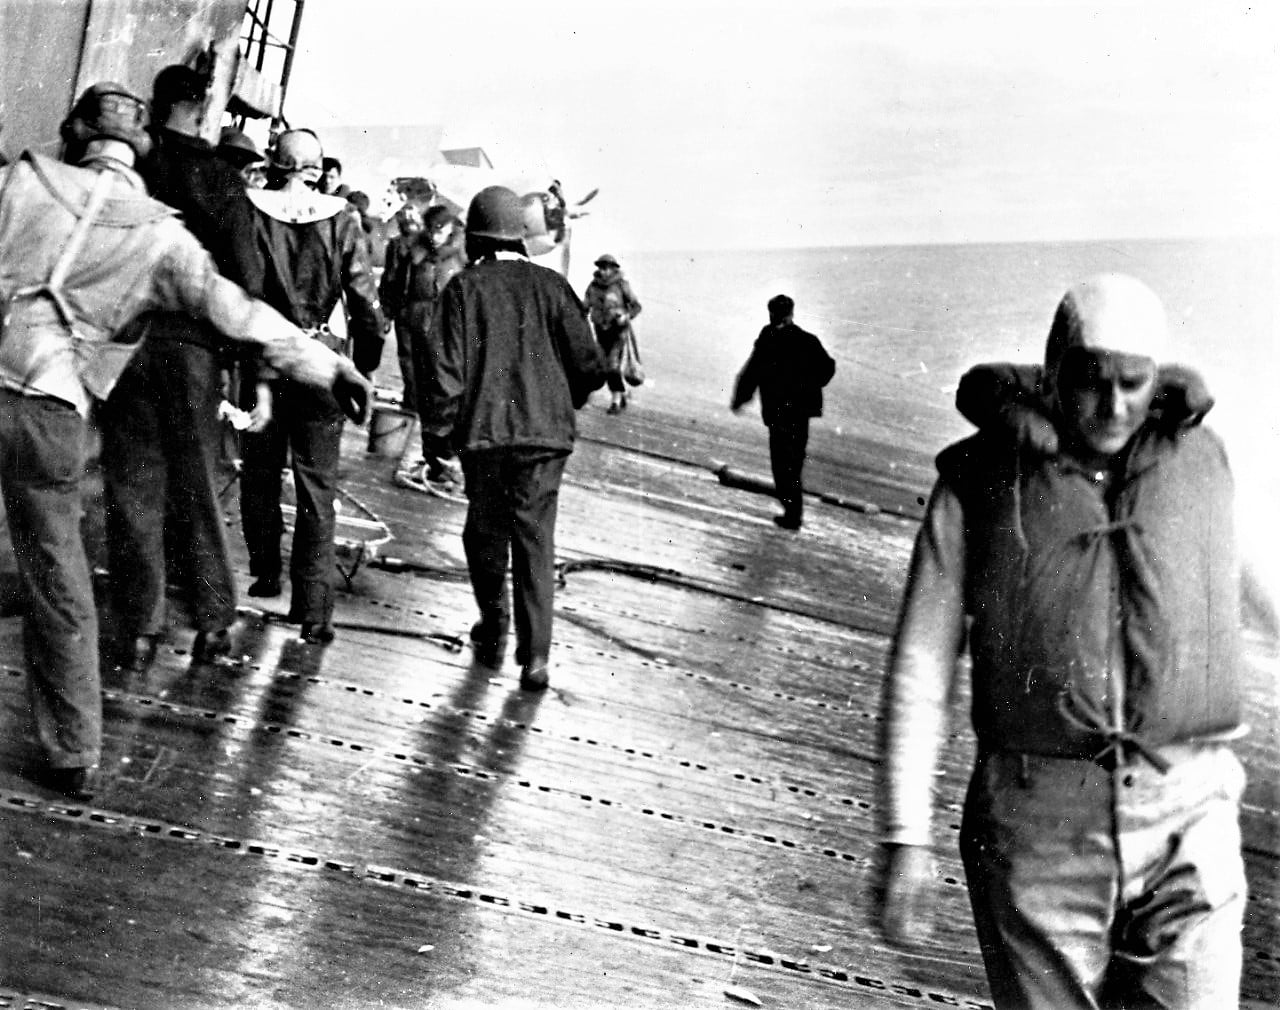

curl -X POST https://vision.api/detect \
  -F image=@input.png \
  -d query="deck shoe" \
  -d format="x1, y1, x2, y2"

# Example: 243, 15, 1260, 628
470, 614, 510, 668
300, 621, 336, 645
123, 635, 159, 673
42, 765, 97, 801
248, 576, 281, 598
772, 514, 802, 531
519, 657, 550, 691
470, 624, 508, 668
192, 627, 232, 662
606, 402, 620, 415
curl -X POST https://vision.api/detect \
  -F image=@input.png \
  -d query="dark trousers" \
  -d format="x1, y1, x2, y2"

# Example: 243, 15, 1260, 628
240, 383, 343, 625
768, 418, 809, 523
0, 390, 100, 770
99, 338, 236, 637
393, 316, 417, 410
460, 449, 568, 665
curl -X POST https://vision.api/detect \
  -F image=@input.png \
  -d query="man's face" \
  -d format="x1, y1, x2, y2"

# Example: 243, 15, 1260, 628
322, 166, 341, 192
429, 219, 453, 247
400, 207, 423, 235
1056, 347, 1158, 457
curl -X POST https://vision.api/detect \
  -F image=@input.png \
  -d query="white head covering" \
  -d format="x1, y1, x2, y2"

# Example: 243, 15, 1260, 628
1043, 273, 1168, 394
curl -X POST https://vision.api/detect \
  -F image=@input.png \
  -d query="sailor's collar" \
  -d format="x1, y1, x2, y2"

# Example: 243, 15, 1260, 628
248, 186, 349, 224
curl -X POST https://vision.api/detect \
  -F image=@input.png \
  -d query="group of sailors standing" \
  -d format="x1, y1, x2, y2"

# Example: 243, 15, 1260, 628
0, 65, 618, 803
0, 69, 377, 800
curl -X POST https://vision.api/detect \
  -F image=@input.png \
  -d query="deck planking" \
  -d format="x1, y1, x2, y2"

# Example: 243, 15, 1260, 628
0, 399, 1276, 1009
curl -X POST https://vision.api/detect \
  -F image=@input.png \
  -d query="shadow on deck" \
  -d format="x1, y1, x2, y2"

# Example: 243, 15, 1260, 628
0, 398, 1276, 1010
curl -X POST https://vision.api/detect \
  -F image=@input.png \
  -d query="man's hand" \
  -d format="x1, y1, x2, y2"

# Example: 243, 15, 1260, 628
426, 453, 464, 490
333, 360, 373, 425
246, 382, 273, 433
878, 844, 934, 944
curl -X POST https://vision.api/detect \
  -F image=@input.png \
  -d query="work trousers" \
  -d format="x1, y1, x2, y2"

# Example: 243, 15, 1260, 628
960, 745, 1247, 1010
240, 383, 343, 625
767, 418, 809, 523
404, 300, 441, 458
393, 316, 417, 412
99, 337, 236, 637
0, 390, 100, 770
460, 448, 568, 666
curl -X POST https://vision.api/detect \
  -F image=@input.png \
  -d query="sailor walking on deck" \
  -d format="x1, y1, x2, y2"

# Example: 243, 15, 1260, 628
878, 274, 1259, 1009
237, 128, 384, 645
731, 294, 835, 530
0, 84, 371, 799
381, 204, 467, 495
419, 185, 606, 690
583, 253, 642, 414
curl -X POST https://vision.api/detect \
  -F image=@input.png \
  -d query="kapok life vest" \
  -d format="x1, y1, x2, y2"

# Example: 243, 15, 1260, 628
939, 423, 1243, 759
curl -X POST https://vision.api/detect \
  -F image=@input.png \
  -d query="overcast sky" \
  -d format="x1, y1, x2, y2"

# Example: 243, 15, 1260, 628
285, 1, 1278, 252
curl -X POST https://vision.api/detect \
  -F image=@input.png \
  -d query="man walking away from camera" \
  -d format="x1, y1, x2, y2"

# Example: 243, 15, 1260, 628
238, 128, 384, 645
731, 294, 835, 530
419, 186, 605, 690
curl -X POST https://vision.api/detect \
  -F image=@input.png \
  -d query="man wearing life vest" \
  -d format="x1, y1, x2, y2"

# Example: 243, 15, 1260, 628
238, 129, 384, 645
583, 254, 642, 414
0, 84, 371, 799
878, 274, 1253, 1009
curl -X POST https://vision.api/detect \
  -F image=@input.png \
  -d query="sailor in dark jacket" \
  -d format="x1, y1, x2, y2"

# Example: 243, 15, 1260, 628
730, 294, 836, 529
238, 128, 384, 644
98, 64, 266, 672
420, 186, 606, 691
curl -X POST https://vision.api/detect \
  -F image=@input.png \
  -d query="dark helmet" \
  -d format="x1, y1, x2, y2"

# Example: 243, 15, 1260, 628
151, 64, 207, 114
60, 82, 151, 159
465, 185, 525, 240
217, 127, 262, 168
594, 253, 620, 269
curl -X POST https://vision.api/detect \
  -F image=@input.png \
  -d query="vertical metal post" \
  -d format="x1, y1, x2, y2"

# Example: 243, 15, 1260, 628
277, 0, 303, 118
254, 0, 276, 71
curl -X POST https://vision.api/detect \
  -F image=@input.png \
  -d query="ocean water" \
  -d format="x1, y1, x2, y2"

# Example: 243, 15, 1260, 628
592, 237, 1278, 510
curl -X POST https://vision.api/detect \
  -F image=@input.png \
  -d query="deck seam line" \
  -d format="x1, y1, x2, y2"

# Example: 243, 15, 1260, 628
0, 787, 992, 1009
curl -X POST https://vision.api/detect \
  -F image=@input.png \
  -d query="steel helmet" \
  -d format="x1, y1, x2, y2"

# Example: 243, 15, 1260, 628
269, 129, 324, 184
60, 82, 152, 158
217, 127, 263, 168
465, 185, 525, 240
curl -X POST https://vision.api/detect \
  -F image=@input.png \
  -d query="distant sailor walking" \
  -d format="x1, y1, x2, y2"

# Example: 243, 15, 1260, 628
583, 253, 642, 414
731, 294, 835, 530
